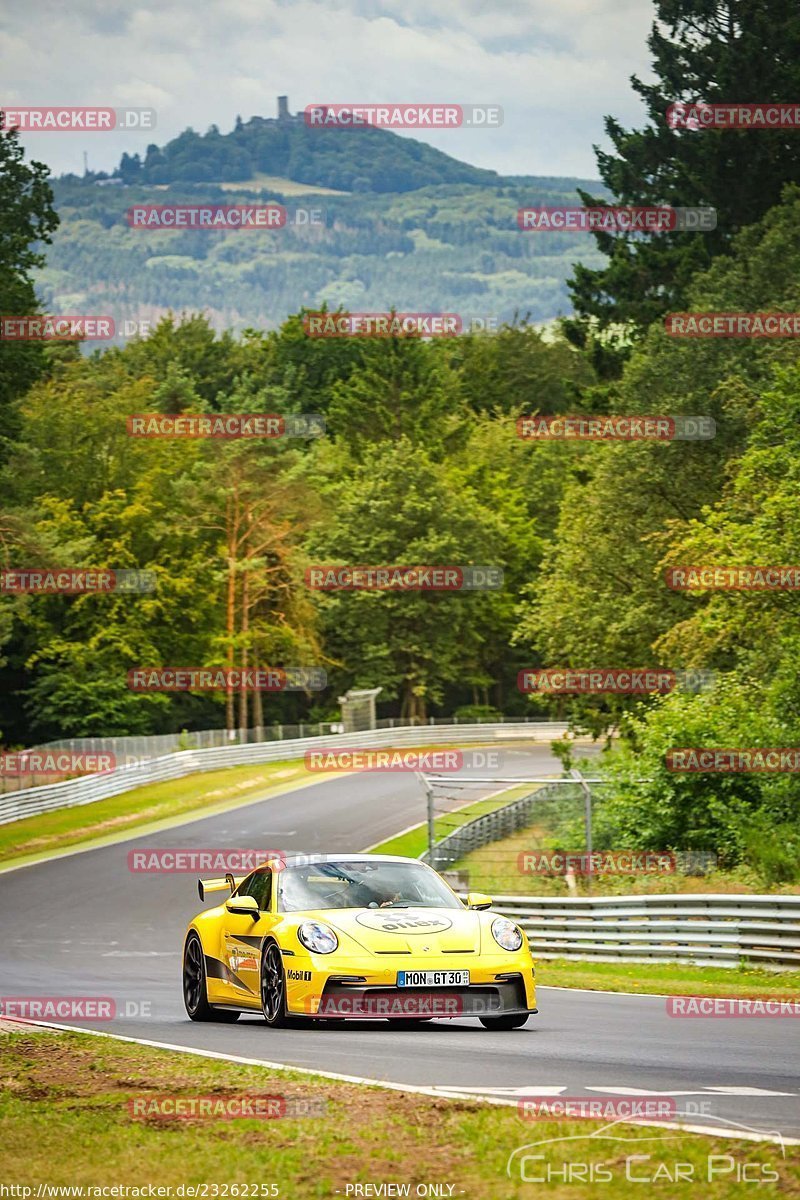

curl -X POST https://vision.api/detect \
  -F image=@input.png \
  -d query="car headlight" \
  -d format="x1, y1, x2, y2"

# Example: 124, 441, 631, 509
297, 921, 339, 954
491, 916, 523, 952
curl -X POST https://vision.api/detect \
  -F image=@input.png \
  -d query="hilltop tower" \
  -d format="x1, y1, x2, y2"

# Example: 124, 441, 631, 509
277, 96, 290, 120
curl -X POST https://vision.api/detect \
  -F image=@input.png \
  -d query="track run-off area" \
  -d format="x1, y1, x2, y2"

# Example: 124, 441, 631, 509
0, 743, 797, 1143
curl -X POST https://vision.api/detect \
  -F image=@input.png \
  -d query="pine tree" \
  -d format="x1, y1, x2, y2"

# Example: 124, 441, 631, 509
567, 0, 800, 351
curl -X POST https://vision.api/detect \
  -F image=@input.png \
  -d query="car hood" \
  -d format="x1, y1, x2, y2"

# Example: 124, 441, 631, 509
321, 906, 483, 955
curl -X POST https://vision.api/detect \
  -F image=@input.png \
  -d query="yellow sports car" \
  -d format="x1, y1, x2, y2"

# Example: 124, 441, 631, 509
183, 853, 537, 1029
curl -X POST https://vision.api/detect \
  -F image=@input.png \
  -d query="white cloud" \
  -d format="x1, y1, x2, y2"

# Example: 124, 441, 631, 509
1, 0, 656, 178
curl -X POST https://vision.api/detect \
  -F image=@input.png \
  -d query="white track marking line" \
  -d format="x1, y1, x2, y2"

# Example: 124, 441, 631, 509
586, 1086, 797, 1097
9, 1018, 799, 1144
432, 1085, 567, 1095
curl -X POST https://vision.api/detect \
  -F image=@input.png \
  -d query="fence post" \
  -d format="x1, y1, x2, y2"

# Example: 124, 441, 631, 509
570, 768, 593, 894
417, 772, 436, 869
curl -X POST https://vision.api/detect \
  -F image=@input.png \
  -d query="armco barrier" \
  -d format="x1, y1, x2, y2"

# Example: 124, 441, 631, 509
485, 893, 800, 968
17, 714, 558, 770
0, 722, 568, 826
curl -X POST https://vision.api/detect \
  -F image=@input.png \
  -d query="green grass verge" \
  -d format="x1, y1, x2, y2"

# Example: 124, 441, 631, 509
0, 760, 317, 870
2, 1029, 796, 1198
539, 957, 800, 999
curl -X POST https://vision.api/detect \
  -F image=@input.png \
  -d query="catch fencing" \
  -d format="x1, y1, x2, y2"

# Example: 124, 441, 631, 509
423, 781, 578, 870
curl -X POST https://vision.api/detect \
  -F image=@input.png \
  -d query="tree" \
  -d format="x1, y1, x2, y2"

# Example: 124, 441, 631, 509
0, 118, 59, 438
326, 328, 468, 459
307, 439, 502, 721
516, 188, 800, 734
567, 0, 800, 349
0, 318, 318, 740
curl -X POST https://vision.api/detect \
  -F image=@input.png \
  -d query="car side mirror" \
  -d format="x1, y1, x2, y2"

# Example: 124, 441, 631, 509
225, 894, 259, 918
466, 891, 492, 910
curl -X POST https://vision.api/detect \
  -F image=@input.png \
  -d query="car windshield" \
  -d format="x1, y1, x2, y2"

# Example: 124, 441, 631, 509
277, 860, 463, 913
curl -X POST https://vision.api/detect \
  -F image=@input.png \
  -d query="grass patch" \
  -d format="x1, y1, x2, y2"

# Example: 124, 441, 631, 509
451, 825, 800, 896
1, 1028, 796, 1197
0, 760, 316, 870
540, 958, 800, 999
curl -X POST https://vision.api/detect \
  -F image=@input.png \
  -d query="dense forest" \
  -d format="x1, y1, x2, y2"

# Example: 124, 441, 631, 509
38, 175, 606, 339
3, 0, 800, 877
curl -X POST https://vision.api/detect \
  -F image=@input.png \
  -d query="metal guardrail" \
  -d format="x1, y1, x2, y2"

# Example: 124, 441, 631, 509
0, 721, 569, 826
0, 714, 564, 793
486, 893, 800, 968
16, 714, 554, 767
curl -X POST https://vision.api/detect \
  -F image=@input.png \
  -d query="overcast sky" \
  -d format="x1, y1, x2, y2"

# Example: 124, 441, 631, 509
1, 0, 657, 180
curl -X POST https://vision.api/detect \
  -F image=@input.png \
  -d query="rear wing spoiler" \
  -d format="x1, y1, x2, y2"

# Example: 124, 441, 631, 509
198, 873, 244, 901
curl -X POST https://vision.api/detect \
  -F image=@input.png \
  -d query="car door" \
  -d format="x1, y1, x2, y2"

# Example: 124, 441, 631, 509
221, 868, 278, 1006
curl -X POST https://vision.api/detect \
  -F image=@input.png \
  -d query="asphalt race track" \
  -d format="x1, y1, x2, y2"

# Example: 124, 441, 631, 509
1, 743, 798, 1146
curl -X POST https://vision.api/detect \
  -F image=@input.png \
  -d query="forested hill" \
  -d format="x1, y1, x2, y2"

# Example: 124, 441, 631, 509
42, 103, 608, 337
113, 106, 502, 193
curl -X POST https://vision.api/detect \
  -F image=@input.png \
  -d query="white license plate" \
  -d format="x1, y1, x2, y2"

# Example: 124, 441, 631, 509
397, 970, 470, 987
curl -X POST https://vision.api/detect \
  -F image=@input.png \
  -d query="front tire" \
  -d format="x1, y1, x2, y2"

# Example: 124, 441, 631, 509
260, 941, 289, 1027
183, 932, 240, 1022
479, 1013, 529, 1030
